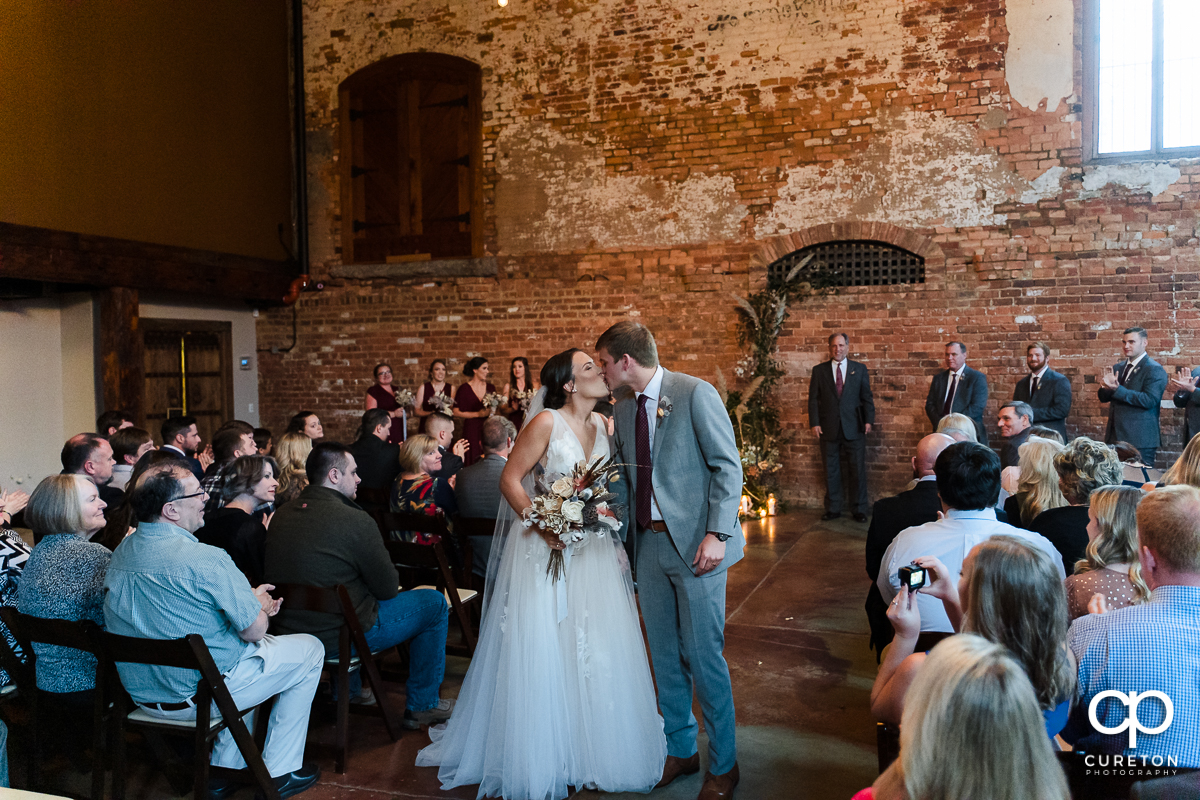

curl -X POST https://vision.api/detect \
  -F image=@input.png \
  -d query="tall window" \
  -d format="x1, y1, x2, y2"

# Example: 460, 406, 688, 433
1085, 0, 1200, 160
338, 54, 483, 263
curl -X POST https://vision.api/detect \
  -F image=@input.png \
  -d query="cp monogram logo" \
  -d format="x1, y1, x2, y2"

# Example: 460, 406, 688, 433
1088, 690, 1174, 748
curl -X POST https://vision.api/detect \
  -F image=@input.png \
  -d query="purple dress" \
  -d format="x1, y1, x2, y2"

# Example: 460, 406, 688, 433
367, 384, 406, 444
418, 381, 449, 434
506, 380, 532, 433
455, 381, 494, 466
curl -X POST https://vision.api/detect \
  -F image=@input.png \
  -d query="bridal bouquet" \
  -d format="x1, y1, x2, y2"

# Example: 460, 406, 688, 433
511, 388, 536, 412
523, 455, 623, 581
482, 392, 508, 415
429, 391, 455, 414
392, 388, 415, 408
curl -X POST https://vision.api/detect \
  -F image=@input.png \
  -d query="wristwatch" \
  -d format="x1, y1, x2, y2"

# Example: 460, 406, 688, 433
709, 532, 731, 542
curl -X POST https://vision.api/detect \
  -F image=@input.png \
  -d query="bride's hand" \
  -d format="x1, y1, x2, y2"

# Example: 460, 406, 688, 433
540, 531, 566, 550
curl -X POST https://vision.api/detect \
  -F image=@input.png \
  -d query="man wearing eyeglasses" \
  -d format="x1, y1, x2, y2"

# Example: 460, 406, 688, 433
104, 462, 324, 800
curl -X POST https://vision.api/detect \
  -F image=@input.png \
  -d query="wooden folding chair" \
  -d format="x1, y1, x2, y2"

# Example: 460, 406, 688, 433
0, 608, 108, 799
452, 515, 497, 590
269, 583, 402, 773
354, 487, 390, 524
377, 509, 468, 580
102, 631, 280, 800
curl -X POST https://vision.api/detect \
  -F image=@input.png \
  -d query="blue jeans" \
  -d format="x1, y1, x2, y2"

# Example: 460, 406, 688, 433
359, 590, 448, 712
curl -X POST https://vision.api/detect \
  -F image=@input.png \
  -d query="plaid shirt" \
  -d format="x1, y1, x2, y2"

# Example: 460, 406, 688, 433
1068, 585, 1200, 767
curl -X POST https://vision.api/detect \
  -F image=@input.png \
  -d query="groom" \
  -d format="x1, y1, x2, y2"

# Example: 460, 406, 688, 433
597, 321, 744, 800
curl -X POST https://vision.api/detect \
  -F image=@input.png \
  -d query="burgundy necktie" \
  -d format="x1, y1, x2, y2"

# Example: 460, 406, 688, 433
835, 363, 844, 398
942, 372, 958, 417
636, 394, 653, 528
1030, 375, 1039, 395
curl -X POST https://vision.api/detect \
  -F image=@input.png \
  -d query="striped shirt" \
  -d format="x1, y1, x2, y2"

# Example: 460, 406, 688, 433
103, 521, 261, 703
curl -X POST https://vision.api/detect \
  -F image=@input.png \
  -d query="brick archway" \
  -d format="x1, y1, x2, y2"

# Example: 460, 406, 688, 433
750, 221, 944, 271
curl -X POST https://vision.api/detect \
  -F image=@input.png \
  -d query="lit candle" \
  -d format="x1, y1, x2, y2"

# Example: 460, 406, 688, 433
767, 494, 777, 516
758, 508, 767, 518
740, 494, 751, 514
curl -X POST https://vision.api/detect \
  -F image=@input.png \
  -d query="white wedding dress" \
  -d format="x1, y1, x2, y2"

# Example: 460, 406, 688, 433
416, 408, 666, 800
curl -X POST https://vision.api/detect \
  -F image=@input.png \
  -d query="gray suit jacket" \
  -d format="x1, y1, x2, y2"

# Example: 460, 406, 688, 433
1172, 366, 1200, 444
807, 359, 875, 441
454, 454, 507, 519
1012, 368, 1072, 440
613, 369, 744, 574
1098, 356, 1169, 449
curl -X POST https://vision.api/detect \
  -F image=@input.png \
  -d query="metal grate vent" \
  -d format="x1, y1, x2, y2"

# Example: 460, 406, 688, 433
768, 240, 925, 289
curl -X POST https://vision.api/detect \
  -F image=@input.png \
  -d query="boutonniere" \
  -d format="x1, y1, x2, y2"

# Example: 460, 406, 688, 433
657, 396, 673, 420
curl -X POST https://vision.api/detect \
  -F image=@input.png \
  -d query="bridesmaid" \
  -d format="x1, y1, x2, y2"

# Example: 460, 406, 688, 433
501, 356, 536, 433
414, 359, 450, 435
453, 356, 493, 465
365, 362, 408, 444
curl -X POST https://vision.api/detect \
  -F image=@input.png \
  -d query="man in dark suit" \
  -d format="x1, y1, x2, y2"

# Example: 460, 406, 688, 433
426, 413, 467, 481
1170, 365, 1200, 445
864, 432, 954, 660
1098, 326, 1169, 466
1012, 341, 1072, 440
925, 341, 990, 444
454, 416, 515, 577
348, 409, 401, 492
161, 415, 207, 482
997, 401, 1034, 469
807, 332, 875, 522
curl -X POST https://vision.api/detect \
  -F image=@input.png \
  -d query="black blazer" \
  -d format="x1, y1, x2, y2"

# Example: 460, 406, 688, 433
1029, 504, 1091, 577
925, 366, 990, 444
807, 359, 875, 441
1172, 366, 1200, 444
1013, 368, 1072, 440
430, 445, 463, 481
348, 434, 401, 491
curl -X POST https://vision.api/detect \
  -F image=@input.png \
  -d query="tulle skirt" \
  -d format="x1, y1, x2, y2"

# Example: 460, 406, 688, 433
416, 521, 666, 800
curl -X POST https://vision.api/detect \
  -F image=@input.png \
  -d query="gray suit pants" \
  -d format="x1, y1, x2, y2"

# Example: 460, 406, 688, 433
637, 526, 737, 774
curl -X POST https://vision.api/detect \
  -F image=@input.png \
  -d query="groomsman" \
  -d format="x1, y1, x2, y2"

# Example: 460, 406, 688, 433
1012, 342, 1072, 440
924, 341, 990, 444
808, 333, 875, 522
1098, 327, 1168, 466
1170, 365, 1200, 445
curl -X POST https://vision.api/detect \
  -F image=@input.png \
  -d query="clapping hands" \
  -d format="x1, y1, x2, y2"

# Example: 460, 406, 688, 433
254, 584, 283, 617
0, 488, 30, 518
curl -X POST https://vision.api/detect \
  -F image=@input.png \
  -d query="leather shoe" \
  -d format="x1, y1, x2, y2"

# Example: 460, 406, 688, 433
209, 778, 238, 800
656, 753, 700, 788
853, 512, 868, 523
820, 511, 841, 521
697, 763, 739, 800
259, 762, 320, 800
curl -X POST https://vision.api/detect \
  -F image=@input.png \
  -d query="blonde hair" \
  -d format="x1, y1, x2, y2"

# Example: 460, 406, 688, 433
399, 434, 438, 475
274, 431, 312, 501
1159, 431, 1200, 489
936, 413, 978, 442
1075, 485, 1151, 602
1054, 437, 1123, 505
1136, 484, 1200, 573
901, 635, 1069, 800
962, 536, 1075, 711
1016, 437, 1069, 523
26, 474, 92, 539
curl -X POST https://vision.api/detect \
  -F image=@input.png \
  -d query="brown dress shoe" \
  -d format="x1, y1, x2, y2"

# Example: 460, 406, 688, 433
696, 763, 739, 800
656, 753, 700, 788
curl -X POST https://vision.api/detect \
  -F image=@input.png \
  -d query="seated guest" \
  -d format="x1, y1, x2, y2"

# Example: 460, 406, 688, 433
1065, 485, 1200, 766
17, 475, 111, 754
1031, 437, 1122, 575
96, 410, 135, 438
1114, 440, 1163, 486
1156, 431, 1200, 489
1003, 437, 1067, 530
286, 411, 324, 441
865, 433, 954, 660
425, 413, 468, 481
265, 443, 452, 727
254, 427, 273, 456
348, 409, 402, 495
391, 435, 458, 545
109, 427, 154, 492
935, 412, 978, 442
201, 427, 259, 512
859, 635, 1069, 800
0, 488, 28, 532
1064, 485, 1149, 621
160, 415, 206, 481
104, 462, 323, 798
93, 449, 192, 552
196, 456, 277, 586
273, 432, 313, 505
997, 401, 1035, 469
455, 416, 516, 577
61, 433, 123, 524
878, 442, 1065, 633
216, 419, 256, 437
871, 536, 1075, 739
0, 503, 33, 689
1028, 424, 1065, 444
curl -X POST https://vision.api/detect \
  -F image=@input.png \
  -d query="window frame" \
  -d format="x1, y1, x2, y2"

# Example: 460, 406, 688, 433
1082, 0, 1200, 163
767, 240, 926, 291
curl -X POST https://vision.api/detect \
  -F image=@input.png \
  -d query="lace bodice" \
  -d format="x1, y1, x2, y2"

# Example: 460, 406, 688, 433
542, 410, 610, 475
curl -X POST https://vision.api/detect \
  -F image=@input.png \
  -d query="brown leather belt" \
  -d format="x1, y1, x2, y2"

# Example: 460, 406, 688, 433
645, 520, 669, 533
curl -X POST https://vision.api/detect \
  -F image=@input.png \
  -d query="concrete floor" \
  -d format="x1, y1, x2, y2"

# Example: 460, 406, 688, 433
35, 510, 881, 799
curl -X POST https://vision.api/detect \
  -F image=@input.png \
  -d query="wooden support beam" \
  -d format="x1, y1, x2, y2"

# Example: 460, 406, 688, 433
99, 287, 145, 424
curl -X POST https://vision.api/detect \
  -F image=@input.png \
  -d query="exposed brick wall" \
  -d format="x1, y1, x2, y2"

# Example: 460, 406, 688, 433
258, 0, 1200, 506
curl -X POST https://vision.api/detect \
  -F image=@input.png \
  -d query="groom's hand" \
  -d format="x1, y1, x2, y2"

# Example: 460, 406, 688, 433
693, 534, 726, 576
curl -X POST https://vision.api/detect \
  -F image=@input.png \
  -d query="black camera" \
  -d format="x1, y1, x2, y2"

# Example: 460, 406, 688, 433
898, 563, 927, 592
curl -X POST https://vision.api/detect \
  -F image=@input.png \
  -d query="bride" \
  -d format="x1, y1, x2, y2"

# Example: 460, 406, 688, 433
416, 348, 667, 799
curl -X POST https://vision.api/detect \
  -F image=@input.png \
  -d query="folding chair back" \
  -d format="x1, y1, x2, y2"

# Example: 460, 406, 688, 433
383, 538, 479, 656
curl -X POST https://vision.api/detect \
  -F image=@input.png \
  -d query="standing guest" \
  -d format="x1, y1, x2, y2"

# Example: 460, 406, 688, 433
286, 411, 324, 441
935, 412, 978, 443
865, 433, 954, 660
1064, 485, 1149, 621
1031, 437, 1123, 576
1113, 440, 1163, 486
1098, 326, 1168, 466
426, 413, 468, 482
109, 427, 154, 492
274, 432, 313, 506
1004, 437, 1068, 530
925, 341, 990, 444
501, 357, 536, 433
365, 362, 408, 444
1013, 342, 1072, 440
0, 499, 33, 689
997, 400, 1034, 469
61, 433, 123, 520
391, 435, 458, 545
161, 416, 206, 481
201, 427, 259, 512
1064, 485, 1200, 767
414, 359, 450, 435
1170, 362, 1200, 444
253, 427, 273, 456
1156, 431, 1200, 489
454, 356, 495, 466
196, 456, 278, 586
808, 332, 875, 523
96, 410, 135, 438
105, 462, 323, 799
348, 409, 402, 493
454, 416, 515, 578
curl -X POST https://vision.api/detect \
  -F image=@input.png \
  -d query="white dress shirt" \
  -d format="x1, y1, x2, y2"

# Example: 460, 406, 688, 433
635, 365, 665, 522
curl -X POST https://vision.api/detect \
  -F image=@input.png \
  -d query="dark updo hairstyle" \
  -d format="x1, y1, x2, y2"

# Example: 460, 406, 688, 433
464, 356, 488, 379
428, 359, 447, 379
540, 349, 583, 410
